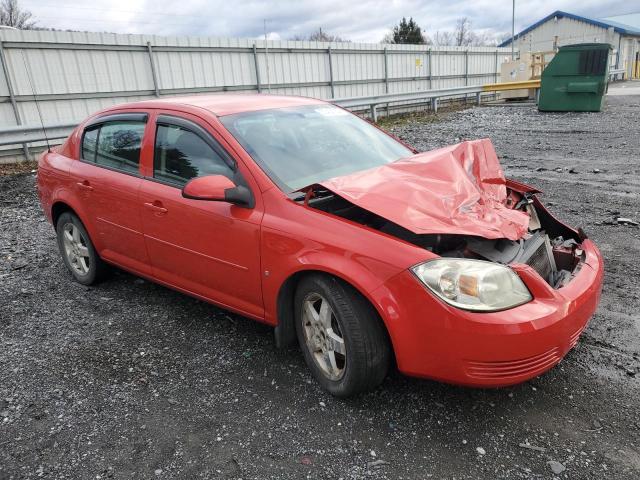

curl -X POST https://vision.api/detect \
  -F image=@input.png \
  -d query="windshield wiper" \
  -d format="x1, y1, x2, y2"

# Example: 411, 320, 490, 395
290, 185, 334, 204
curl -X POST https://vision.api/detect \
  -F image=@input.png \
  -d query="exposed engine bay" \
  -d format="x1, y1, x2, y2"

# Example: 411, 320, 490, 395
302, 187, 586, 289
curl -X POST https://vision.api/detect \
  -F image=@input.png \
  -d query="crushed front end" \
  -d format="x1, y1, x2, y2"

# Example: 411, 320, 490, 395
299, 139, 603, 386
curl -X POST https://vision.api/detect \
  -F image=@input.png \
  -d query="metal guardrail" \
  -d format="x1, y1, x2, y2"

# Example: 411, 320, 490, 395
333, 80, 541, 121
609, 68, 625, 80
481, 79, 541, 92
0, 123, 77, 147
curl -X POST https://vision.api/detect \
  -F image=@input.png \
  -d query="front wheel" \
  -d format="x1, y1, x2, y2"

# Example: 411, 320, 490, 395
56, 212, 107, 285
295, 274, 390, 397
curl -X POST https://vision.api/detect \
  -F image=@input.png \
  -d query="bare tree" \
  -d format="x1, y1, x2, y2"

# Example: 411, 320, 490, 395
291, 28, 349, 42
470, 31, 500, 47
432, 18, 499, 47
454, 17, 473, 46
0, 0, 37, 29
432, 31, 455, 46
497, 32, 512, 45
380, 31, 394, 44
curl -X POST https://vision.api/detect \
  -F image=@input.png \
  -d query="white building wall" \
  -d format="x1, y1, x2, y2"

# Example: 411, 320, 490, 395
621, 37, 640, 78
513, 16, 619, 54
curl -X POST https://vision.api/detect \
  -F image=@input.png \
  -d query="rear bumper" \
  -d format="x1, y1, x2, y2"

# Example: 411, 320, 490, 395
372, 239, 604, 387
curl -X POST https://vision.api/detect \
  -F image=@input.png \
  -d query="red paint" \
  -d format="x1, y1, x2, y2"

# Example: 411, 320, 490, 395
182, 175, 235, 200
37, 94, 604, 387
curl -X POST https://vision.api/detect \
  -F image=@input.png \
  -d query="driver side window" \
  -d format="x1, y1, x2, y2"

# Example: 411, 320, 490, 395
153, 123, 234, 187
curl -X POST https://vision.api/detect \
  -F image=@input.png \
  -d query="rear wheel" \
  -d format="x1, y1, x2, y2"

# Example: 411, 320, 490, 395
56, 212, 106, 285
295, 274, 390, 397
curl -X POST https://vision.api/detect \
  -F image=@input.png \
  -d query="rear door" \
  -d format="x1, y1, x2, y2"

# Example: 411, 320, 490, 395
70, 113, 151, 275
139, 112, 264, 319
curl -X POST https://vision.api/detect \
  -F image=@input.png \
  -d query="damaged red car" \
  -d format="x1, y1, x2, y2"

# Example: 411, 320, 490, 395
37, 95, 603, 397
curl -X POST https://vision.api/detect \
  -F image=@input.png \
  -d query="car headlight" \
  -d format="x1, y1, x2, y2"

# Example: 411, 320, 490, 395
411, 259, 532, 312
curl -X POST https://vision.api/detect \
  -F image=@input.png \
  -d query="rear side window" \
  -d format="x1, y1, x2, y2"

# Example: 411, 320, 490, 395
82, 127, 98, 162
153, 124, 234, 186
81, 120, 146, 175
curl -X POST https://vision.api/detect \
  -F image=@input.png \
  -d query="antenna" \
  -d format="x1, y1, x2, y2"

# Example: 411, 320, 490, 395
264, 18, 271, 93
20, 50, 51, 153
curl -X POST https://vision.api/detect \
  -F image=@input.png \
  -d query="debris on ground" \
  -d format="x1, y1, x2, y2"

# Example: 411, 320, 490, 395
547, 460, 567, 474
518, 443, 547, 452
367, 460, 389, 468
616, 217, 639, 226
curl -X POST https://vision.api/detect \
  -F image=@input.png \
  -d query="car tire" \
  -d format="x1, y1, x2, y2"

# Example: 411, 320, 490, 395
56, 212, 107, 285
295, 274, 390, 397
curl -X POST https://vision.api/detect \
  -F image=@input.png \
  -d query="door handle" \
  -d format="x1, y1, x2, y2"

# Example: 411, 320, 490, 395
76, 180, 93, 191
143, 201, 168, 214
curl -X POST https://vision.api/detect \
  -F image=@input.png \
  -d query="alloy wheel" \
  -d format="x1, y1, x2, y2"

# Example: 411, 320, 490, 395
62, 222, 90, 276
301, 293, 347, 380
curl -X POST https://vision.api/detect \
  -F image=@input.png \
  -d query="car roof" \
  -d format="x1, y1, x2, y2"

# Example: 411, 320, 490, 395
119, 93, 328, 116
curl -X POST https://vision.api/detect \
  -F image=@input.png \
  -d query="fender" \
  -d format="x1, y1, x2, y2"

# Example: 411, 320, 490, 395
268, 252, 395, 319
264, 236, 408, 351
260, 186, 432, 349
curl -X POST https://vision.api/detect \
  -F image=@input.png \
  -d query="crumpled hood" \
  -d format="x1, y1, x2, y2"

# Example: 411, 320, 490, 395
319, 139, 529, 240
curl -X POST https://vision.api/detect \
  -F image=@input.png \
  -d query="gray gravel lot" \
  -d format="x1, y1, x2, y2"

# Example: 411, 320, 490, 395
1, 93, 639, 479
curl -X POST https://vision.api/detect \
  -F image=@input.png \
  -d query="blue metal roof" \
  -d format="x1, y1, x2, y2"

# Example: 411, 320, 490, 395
499, 10, 640, 47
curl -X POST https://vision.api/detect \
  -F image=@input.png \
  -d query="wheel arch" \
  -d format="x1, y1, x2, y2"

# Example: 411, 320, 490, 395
51, 201, 75, 227
50, 199, 102, 253
274, 268, 396, 365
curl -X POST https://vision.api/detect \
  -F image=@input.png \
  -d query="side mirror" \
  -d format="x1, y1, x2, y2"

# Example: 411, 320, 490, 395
182, 175, 254, 208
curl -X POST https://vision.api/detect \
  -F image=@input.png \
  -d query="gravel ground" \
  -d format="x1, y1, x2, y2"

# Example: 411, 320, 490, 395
1, 94, 639, 480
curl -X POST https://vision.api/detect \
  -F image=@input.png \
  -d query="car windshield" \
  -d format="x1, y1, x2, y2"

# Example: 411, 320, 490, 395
220, 104, 413, 193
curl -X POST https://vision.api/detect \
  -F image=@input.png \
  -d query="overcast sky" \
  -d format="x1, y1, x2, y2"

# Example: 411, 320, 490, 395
22, 0, 634, 42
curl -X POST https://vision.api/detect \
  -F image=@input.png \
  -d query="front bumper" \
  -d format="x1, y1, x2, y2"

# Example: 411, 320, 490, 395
372, 239, 604, 387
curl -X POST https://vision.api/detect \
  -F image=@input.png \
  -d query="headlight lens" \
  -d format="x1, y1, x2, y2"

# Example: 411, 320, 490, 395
411, 259, 532, 311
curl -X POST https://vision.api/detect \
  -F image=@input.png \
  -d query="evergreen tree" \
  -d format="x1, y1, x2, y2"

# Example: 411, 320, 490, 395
390, 17, 426, 45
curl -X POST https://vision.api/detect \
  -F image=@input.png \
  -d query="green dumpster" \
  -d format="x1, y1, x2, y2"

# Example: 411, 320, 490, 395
538, 43, 611, 112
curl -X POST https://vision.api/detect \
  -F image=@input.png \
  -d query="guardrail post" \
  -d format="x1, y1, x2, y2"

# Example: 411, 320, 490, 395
146, 42, 160, 97
476, 91, 482, 105
253, 44, 262, 93
328, 47, 335, 99
0, 40, 30, 160
369, 103, 378, 122
431, 97, 438, 113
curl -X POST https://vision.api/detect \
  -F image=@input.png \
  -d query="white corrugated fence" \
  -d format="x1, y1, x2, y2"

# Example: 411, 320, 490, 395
0, 29, 513, 161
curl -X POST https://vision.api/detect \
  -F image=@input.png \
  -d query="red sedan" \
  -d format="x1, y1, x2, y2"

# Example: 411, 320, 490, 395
37, 94, 603, 397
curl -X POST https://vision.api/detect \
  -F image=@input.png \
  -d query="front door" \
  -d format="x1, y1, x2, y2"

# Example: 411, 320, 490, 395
139, 113, 264, 319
